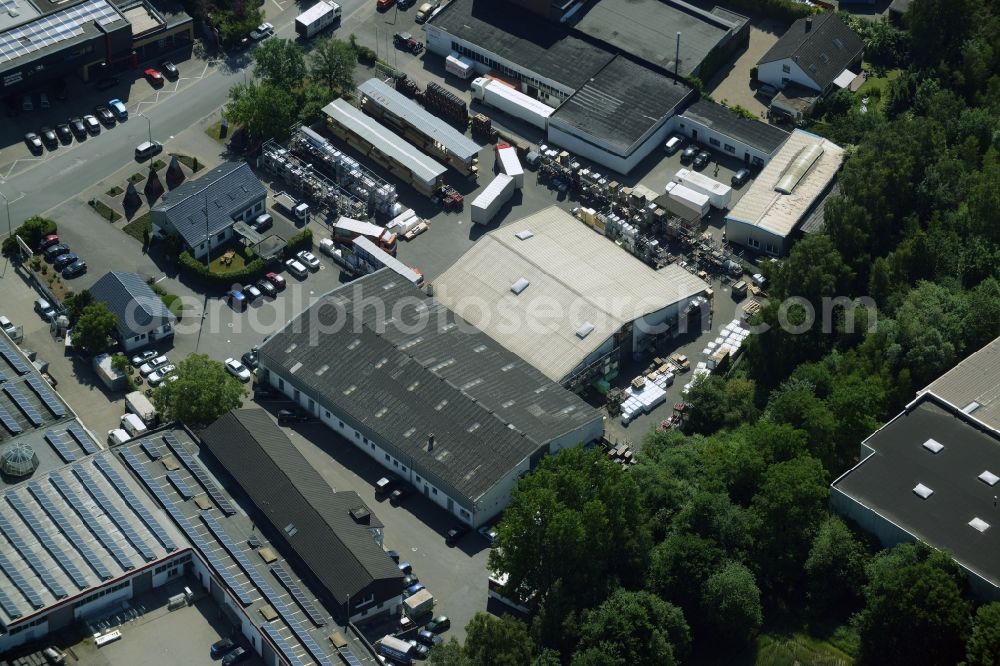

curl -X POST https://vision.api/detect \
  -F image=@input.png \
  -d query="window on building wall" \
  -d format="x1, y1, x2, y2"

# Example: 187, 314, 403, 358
278, 378, 284, 389
294, 389, 300, 401
460, 509, 469, 518
363, 437, 368, 445
339, 420, 344, 428
216, 231, 226, 242
370, 443, 375, 451
432, 488, 438, 495
709, 138, 720, 147
724, 144, 735, 153
355, 432, 360, 439
748, 237, 760, 248
385, 454, 390, 462
393, 460, 398, 468
401, 466, 407, 473
325, 410, 330, 418
782, 63, 791, 73
415, 475, 421, 483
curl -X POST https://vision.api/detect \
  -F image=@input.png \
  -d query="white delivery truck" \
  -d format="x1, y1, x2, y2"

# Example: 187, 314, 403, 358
273, 192, 310, 225
295, 1, 341, 39
673, 168, 732, 209
495, 145, 524, 188
470, 77, 554, 131
403, 589, 434, 618
445, 52, 475, 79
125, 390, 157, 426
121, 413, 147, 438
471, 173, 515, 225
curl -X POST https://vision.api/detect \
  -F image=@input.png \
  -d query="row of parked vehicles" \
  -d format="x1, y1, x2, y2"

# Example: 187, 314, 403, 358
226, 250, 320, 310
23, 99, 127, 155
38, 234, 87, 279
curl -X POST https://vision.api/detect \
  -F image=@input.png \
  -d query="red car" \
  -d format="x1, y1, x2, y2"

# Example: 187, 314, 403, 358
144, 68, 164, 86
38, 234, 59, 251
377, 0, 394, 10
265, 272, 286, 291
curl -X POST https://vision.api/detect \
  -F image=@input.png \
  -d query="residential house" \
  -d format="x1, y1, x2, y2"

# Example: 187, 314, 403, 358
89, 271, 177, 352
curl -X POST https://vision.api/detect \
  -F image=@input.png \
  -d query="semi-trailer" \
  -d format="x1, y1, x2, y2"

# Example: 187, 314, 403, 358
470, 77, 554, 131
295, 1, 341, 38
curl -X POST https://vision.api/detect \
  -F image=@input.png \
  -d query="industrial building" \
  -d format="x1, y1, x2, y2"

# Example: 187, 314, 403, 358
0, 0, 192, 96
548, 57, 694, 174
674, 99, 790, 168
323, 98, 447, 197
724, 129, 843, 256
832, 337, 1000, 600
256, 269, 604, 529
357, 78, 482, 178
433, 206, 710, 388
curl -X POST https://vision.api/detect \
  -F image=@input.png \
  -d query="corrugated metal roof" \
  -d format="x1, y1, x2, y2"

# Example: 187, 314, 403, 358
322, 99, 446, 186
920, 336, 1000, 430
680, 99, 790, 155
358, 78, 481, 162
434, 206, 709, 382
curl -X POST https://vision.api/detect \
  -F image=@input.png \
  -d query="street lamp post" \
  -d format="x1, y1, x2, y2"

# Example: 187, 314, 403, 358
137, 112, 154, 169
0, 190, 10, 242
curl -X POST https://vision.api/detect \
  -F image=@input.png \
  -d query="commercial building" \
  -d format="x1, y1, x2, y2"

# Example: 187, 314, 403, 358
757, 13, 864, 120
0, 0, 192, 97
323, 99, 447, 197
433, 206, 710, 388
547, 57, 694, 174
918, 336, 1000, 430
89, 271, 177, 352
674, 99, 790, 168
724, 129, 843, 256
150, 162, 267, 260
256, 269, 604, 528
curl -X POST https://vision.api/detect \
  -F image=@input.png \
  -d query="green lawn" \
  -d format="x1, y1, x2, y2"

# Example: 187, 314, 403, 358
857, 67, 901, 113
129, 172, 146, 184
209, 248, 247, 273
752, 632, 855, 666
123, 212, 151, 243
106, 185, 124, 197
89, 199, 122, 223
169, 153, 204, 173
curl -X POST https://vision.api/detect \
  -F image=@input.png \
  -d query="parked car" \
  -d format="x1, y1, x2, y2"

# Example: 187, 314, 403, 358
424, 616, 450, 633
394, 32, 424, 54
52, 79, 68, 101
664, 135, 683, 155
94, 105, 115, 126
161, 61, 179, 79
415, 630, 442, 648
398, 0, 415, 7
227, 289, 246, 310
389, 486, 414, 506
53, 252, 79, 271
252, 213, 273, 232
131, 350, 158, 367
82, 114, 101, 134
250, 22, 274, 40
401, 573, 418, 587
445, 526, 468, 546
408, 640, 429, 660
243, 284, 262, 302
96, 76, 119, 91
256, 279, 277, 299
34, 298, 56, 321
376, 475, 400, 498
38, 92, 50, 109
277, 409, 312, 425
38, 234, 60, 251
732, 167, 752, 187
240, 350, 258, 370
415, 0, 439, 23
210, 638, 235, 659
69, 117, 87, 139
751, 273, 767, 288
24, 132, 43, 154
55, 123, 73, 144
108, 98, 127, 120
147, 364, 176, 386
225, 358, 252, 382
397, 561, 412, 575
693, 150, 711, 170
0, 316, 16, 338
679, 145, 698, 164
297, 250, 320, 271
265, 272, 286, 291
222, 647, 248, 666
43, 243, 70, 261
144, 68, 164, 87
21, 94, 33, 111
140, 355, 169, 376
39, 127, 58, 150
478, 524, 499, 545
284, 258, 308, 279
135, 141, 163, 160
62, 260, 87, 278
405, 582, 426, 597
376, 0, 395, 10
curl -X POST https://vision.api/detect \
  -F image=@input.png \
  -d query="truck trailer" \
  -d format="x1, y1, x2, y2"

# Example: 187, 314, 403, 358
470, 77, 554, 131
664, 181, 710, 222
673, 168, 732, 209
471, 173, 515, 225
402, 588, 434, 618
495, 144, 524, 188
445, 52, 475, 79
295, 1, 341, 38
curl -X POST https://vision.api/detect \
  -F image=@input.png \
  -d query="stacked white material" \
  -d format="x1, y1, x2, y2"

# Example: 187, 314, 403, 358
471, 173, 516, 224
674, 168, 733, 209
682, 367, 712, 396
386, 209, 420, 234
620, 379, 668, 424
496, 146, 524, 188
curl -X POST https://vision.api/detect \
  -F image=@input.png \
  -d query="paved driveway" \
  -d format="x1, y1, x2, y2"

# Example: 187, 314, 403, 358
707, 21, 786, 117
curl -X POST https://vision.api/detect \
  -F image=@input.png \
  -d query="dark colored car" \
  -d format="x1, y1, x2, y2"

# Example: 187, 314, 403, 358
52, 79, 68, 101
94, 105, 115, 126
445, 526, 469, 546
408, 640, 429, 659
402, 573, 418, 587
241, 350, 258, 370
69, 117, 87, 139
390, 486, 414, 506
424, 616, 451, 633
680, 145, 698, 164
44, 243, 70, 261
210, 638, 235, 659
162, 61, 179, 79
405, 582, 426, 596
398, 0, 415, 7
40, 127, 58, 150
96, 76, 120, 90
397, 561, 412, 575
62, 260, 87, 278
222, 647, 248, 666
416, 630, 442, 648
693, 150, 711, 170
53, 252, 79, 271
731, 167, 751, 187
24, 132, 43, 154
56, 123, 73, 144
256, 279, 277, 299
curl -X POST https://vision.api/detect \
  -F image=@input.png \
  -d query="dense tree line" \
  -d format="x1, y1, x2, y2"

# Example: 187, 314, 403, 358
432, 0, 1000, 663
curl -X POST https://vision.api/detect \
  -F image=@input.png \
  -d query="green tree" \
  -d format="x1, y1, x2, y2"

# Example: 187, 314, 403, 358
964, 278, 1000, 352
766, 379, 837, 469
62, 289, 95, 327
648, 534, 725, 620
462, 613, 534, 666
698, 430, 766, 505
965, 603, 1000, 666
573, 589, 690, 666
2, 215, 56, 256
298, 81, 335, 125
225, 82, 299, 141
429, 639, 470, 665
905, 0, 983, 67
309, 37, 357, 91
253, 38, 307, 89
73, 303, 117, 356
211, 6, 263, 49
700, 562, 763, 647
683, 376, 759, 435
803, 516, 866, 616
151, 354, 244, 427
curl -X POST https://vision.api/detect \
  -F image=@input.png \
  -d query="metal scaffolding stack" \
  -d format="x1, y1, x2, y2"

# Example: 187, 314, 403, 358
259, 141, 370, 221
291, 125, 400, 217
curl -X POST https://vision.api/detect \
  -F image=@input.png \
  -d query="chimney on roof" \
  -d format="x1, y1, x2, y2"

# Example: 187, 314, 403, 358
805, 17, 812, 32
427, 433, 435, 451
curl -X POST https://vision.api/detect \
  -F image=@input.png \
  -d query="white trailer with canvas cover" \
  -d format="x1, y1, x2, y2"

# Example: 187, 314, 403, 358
295, 1, 341, 39
495, 145, 524, 188
673, 168, 732, 209
470, 77, 554, 131
471, 173, 515, 225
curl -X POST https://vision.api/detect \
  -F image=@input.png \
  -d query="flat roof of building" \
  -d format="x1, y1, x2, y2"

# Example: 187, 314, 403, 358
832, 395, 1000, 591
428, 0, 614, 91
258, 269, 601, 505
573, 0, 745, 77
725, 129, 843, 238
0, 0, 127, 69
920, 337, 1000, 430
0, 0, 41, 32
434, 206, 708, 382
550, 56, 692, 156
358, 78, 481, 162
323, 99, 446, 186
681, 99, 790, 155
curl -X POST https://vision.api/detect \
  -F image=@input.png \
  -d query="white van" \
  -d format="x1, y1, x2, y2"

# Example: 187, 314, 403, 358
107, 428, 130, 446
120, 413, 147, 437
664, 135, 683, 155
135, 141, 163, 160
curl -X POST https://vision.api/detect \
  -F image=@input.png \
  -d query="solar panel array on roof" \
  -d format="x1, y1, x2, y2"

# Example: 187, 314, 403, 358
0, 550, 44, 609
261, 623, 309, 666
50, 472, 135, 570
0, 0, 122, 66
166, 470, 194, 500
6, 492, 90, 589
0, 403, 21, 434
0, 501, 67, 598
141, 438, 163, 460
0, 578, 21, 620
45, 430, 77, 463
70, 467, 156, 562
93, 456, 177, 552
0, 340, 30, 375
25, 375, 67, 418
162, 433, 235, 515
66, 422, 99, 454
341, 649, 364, 666
27, 482, 113, 581
3, 385, 43, 427
270, 564, 326, 627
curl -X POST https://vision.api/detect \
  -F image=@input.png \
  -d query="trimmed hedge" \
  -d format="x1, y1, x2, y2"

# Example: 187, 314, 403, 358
179, 250, 266, 287
284, 228, 313, 258
2, 216, 57, 256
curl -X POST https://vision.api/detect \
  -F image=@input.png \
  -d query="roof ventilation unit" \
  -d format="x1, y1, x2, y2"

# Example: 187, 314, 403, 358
969, 517, 990, 533
922, 438, 944, 454
511, 278, 530, 295
912, 484, 933, 499
576, 322, 595, 339
978, 471, 999, 486
515, 230, 534, 240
